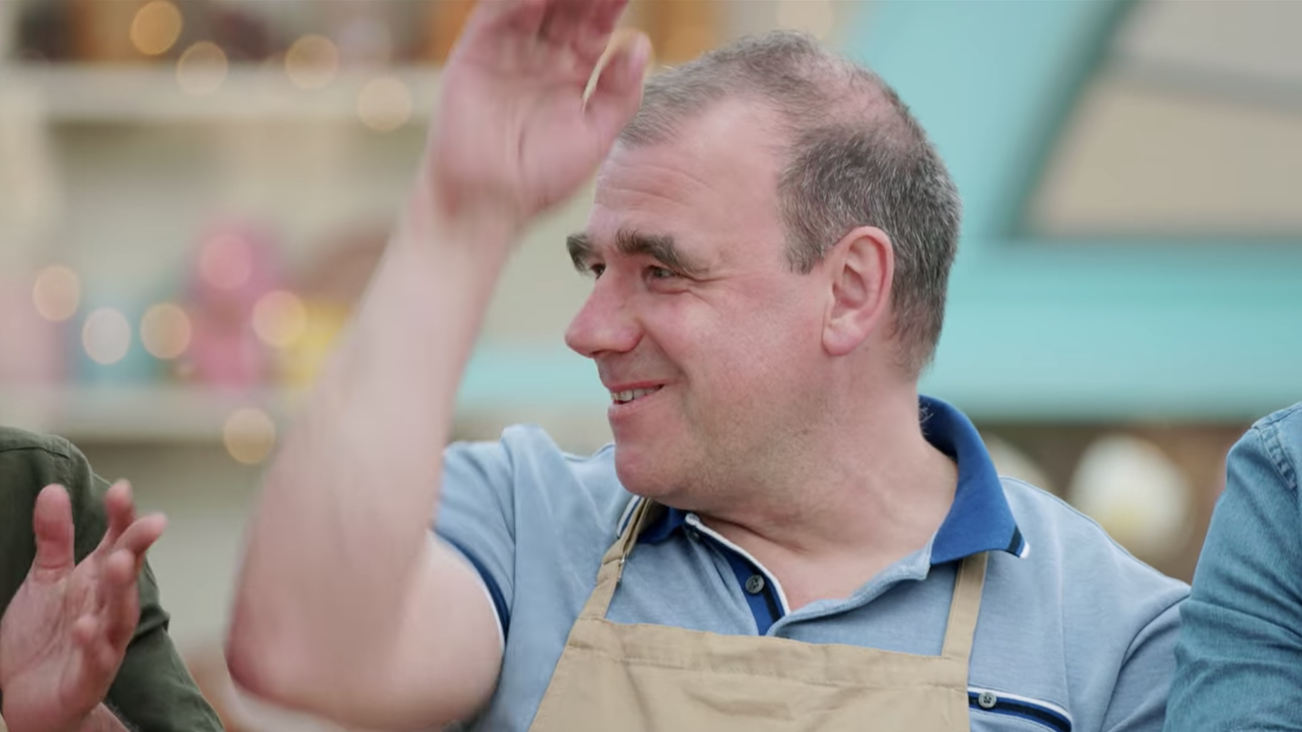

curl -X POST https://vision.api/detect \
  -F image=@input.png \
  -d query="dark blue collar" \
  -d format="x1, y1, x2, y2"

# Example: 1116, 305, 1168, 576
638, 395, 1026, 564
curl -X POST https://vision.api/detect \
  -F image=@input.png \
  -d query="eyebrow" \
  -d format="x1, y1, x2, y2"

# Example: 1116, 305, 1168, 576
566, 228, 711, 278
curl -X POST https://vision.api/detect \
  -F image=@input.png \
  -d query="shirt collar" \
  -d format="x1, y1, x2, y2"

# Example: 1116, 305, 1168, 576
636, 395, 1027, 564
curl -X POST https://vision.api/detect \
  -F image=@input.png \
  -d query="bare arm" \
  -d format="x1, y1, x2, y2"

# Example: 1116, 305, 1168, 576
227, 207, 515, 728
225, 0, 649, 728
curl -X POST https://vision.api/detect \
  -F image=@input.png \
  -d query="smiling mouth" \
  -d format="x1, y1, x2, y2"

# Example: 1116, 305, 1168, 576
610, 386, 664, 404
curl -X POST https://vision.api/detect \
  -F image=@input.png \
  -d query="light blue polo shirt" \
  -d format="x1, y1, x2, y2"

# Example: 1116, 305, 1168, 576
435, 397, 1187, 732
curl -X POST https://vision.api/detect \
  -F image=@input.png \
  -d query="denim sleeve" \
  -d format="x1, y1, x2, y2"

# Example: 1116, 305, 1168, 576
1165, 403, 1302, 732
435, 439, 518, 637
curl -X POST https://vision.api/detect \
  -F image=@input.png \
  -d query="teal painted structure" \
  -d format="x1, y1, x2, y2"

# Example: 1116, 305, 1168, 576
857, 0, 1301, 421
463, 0, 1302, 422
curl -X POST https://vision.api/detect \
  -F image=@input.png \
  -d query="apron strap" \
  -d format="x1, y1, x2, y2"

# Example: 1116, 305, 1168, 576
578, 497, 659, 620
582, 497, 991, 663
940, 551, 988, 662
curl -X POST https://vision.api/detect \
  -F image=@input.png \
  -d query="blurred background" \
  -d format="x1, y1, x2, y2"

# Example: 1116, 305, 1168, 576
1, 0, 1300, 728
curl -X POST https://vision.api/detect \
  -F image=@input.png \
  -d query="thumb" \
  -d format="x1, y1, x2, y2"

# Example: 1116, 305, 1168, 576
32, 484, 76, 573
584, 30, 651, 147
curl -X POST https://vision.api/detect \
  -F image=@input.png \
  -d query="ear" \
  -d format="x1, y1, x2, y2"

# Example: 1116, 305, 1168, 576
823, 226, 893, 357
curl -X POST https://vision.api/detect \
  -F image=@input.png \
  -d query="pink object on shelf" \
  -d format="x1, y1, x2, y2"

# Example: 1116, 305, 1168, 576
180, 222, 284, 391
0, 274, 68, 386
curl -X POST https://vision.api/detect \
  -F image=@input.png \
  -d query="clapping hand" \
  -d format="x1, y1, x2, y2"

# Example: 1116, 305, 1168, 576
0, 482, 166, 732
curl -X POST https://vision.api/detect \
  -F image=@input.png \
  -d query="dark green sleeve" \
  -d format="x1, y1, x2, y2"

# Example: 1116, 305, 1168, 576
0, 427, 224, 732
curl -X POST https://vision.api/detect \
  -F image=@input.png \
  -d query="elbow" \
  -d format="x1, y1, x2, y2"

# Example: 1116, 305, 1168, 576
225, 594, 365, 721
225, 610, 287, 704
225, 539, 319, 706
225, 594, 310, 709
226, 609, 405, 731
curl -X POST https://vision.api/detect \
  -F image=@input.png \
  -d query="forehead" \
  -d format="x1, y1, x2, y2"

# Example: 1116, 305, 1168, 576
585, 100, 787, 257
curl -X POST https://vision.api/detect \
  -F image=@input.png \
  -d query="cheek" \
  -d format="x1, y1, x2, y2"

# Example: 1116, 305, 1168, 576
644, 283, 822, 383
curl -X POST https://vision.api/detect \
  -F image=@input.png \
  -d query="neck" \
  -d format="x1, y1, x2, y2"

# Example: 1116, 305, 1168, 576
694, 384, 958, 603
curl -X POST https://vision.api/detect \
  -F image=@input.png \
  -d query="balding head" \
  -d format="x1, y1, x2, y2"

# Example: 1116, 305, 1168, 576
619, 31, 961, 375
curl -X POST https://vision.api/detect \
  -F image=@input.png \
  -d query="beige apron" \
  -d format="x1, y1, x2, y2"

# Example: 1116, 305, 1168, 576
529, 499, 988, 732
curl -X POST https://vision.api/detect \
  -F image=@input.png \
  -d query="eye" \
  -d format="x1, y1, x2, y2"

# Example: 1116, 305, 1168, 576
587, 263, 606, 279
645, 266, 676, 281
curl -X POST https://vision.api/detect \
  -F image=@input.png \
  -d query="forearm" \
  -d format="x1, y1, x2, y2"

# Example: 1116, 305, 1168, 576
229, 186, 516, 681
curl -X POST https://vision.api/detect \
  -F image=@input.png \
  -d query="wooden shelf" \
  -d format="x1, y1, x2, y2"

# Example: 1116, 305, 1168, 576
0, 382, 616, 449
0, 385, 298, 443
1, 64, 440, 124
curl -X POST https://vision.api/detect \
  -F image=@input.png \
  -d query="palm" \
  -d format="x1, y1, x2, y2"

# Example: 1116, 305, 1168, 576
0, 483, 165, 732
0, 558, 120, 727
427, 0, 648, 224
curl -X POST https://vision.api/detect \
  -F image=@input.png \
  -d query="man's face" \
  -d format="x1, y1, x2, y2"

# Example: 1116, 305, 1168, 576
565, 101, 832, 505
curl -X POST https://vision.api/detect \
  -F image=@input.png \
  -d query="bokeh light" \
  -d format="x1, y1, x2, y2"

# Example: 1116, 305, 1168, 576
82, 308, 133, 366
199, 233, 253, 291
140, 303, 192, 359
1072, 434, 1194, 561
357, 76, 413, 132
984, 435, 1055, 494
663, 25, 714, 65
252, 291, 308, 348
130, 1, 183, 57
285, 35, 339, 90
177, 42, 229, 96
224, 408, 277, 465
32, 265, 81, 322
777, 0, 836, 40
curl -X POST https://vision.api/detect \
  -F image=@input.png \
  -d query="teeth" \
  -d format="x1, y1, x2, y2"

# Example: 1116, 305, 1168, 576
612, 387, 660, 404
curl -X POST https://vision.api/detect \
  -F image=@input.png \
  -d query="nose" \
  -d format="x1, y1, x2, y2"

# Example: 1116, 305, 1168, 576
565, 277, 641, 359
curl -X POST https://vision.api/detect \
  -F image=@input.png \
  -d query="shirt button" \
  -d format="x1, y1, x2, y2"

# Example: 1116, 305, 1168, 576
977, 692, 998, 710
744, 574, 766, 595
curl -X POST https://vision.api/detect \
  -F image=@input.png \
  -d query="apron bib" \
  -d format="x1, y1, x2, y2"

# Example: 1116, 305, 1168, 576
528, 499, 987, 732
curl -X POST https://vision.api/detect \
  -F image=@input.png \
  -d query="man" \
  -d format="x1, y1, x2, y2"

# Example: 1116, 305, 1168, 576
1164, 402, 1302, 730
227, 1, 1188, 730
0, 427, 222, 732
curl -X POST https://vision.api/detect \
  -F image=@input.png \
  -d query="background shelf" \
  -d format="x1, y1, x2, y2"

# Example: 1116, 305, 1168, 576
2, 63, 440, 125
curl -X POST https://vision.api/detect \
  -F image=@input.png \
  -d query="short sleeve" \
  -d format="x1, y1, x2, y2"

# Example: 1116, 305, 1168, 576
1101, 598, 1182, 732
435, 439, 519, 636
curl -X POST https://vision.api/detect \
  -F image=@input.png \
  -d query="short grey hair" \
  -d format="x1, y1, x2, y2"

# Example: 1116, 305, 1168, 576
619, 31, 962, 375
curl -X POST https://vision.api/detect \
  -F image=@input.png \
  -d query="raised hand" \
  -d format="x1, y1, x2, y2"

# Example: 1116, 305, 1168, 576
0, 482, 166, 732
425, 0, 650, 229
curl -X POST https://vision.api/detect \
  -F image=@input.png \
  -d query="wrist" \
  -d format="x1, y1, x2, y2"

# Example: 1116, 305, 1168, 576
409, 176, 523, 253
0, 703, 111, 732
72, 706, 124, 732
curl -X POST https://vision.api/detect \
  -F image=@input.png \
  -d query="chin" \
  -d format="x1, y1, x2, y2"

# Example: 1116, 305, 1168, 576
612, 442, 679, 499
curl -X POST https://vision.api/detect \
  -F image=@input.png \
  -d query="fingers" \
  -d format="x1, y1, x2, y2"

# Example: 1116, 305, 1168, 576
585, 29, 650, 142
73, 609, 132, 683
71, 613, 99, 648
466, 0, 628, 63
77, 519, 158, 678
99, 480, 136, 554
461, 0, 548, 49
100, 548, 141, 651
590, 0, 627, 36
115, 513, 168, 573
542, 0, 626, 62
32, 484, 76, 573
